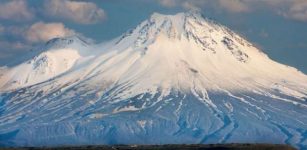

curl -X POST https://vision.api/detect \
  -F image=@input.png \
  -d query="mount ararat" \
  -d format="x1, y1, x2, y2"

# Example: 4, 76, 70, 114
0, 12, 306, 149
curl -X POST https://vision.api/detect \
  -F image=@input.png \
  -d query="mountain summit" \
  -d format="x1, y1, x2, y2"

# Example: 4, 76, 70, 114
0, 12, 306, 148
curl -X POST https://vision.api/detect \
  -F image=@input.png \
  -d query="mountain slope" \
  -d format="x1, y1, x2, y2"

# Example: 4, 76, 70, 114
0, 36, 98, 90
0, 12, 307, 149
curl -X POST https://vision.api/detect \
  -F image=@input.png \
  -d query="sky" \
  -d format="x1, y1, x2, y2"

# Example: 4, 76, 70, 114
0, 0, 306, 73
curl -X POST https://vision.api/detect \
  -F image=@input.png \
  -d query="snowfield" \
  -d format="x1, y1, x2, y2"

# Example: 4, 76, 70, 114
0, 12, 307, 149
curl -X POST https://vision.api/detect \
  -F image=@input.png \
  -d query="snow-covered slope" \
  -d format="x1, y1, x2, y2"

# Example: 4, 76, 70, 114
0, 12, 307, 148
0, 36, 96, 90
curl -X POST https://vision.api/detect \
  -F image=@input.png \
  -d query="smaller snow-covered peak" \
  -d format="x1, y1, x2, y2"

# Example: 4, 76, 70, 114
0, 36, 96, 91
44, 35, 91, 50
39, 35, 97, 59
0, 48, 83, 91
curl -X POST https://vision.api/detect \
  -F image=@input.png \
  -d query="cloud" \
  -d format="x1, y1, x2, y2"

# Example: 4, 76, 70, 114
0, 40, 31, 59
151, 0, 307, 24
158, 0, 206, 11
25, 22, 76, 43
158, 0, 177, 7
182, 1, 205, 11
158, 0, 250, 13
217, 0, 250, 13
0, 21, 81, 64
0, 0, 108, 24
260, 0, 307, 22
0, 0, 34, 21
44, 0, 107, 24
0, 41, 30, 51
283, 1, 307, 22
0, 21, 80, 64
157, 0, 307, 21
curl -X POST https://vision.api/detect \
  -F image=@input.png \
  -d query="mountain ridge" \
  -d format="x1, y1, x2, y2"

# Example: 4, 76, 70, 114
0, 12, 306, 149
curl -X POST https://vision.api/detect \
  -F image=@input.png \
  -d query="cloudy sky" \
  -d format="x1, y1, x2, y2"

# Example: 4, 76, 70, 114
0, 0, 306, 73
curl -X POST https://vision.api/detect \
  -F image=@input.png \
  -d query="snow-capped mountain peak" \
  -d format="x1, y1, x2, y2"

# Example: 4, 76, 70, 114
0, 12, 307, 148
116, 11, 258, 65
1, 12, 306, 93
44, 35, 91, 50
97, 12, 306, 95
0, 36, 95, 91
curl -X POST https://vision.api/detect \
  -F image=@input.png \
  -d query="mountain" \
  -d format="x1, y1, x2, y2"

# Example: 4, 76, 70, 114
0, 12, 306, 148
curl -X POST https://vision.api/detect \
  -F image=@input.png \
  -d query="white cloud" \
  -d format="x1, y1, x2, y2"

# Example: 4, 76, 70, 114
218, 0, 250, 13
157, 0, 307, 21
158, 0, 177, 7
0, 0, 34, 21
1, 21, 82, 45
0, 22, 80, 59
158, 0, 206, 11
0, 40, 31, 58
283, 1, 307, 22
182, 1, 205, 11
25, 22, 76, 43
260, 0, 307, 22
158, 0, 250, 13
44, 0, 107, 24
